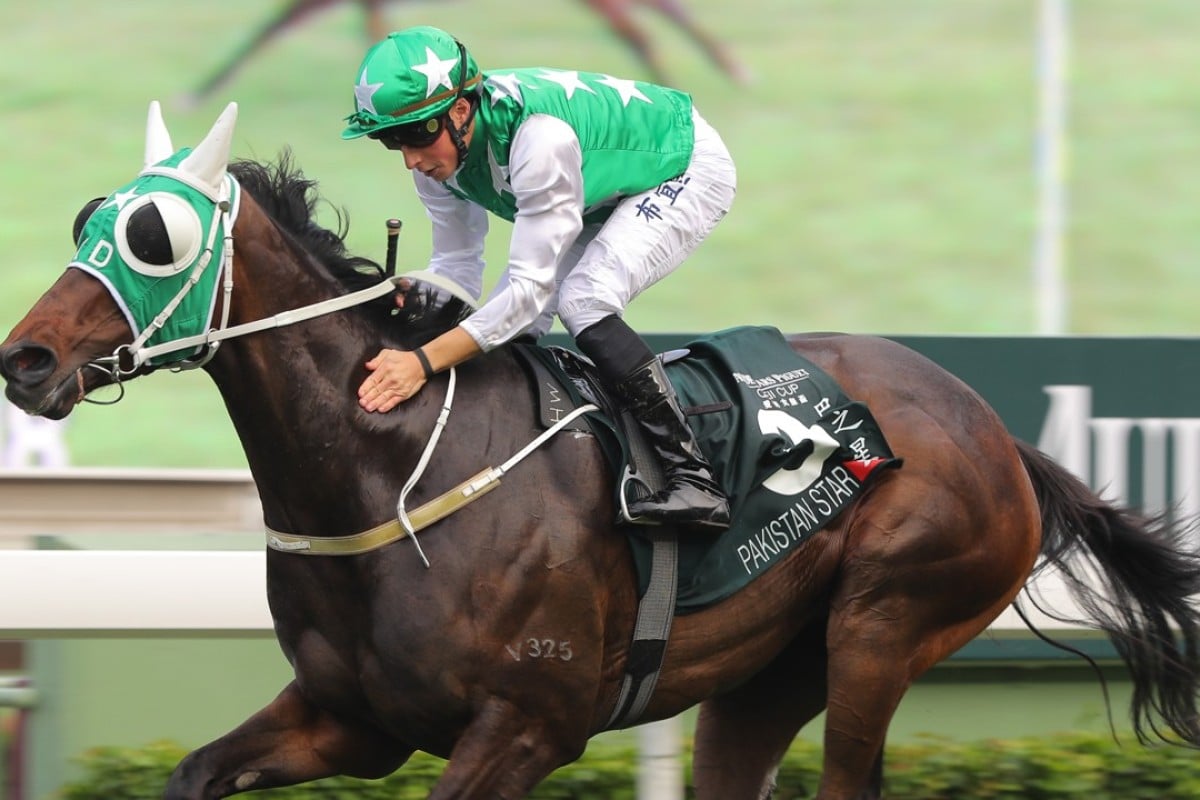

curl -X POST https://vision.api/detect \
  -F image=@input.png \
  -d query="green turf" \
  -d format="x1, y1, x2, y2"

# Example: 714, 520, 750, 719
1, 0, 1197, 467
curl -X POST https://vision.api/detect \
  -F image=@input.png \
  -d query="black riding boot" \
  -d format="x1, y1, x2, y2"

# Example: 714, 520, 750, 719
576, 315, 731, 532
617, 358, 731, 530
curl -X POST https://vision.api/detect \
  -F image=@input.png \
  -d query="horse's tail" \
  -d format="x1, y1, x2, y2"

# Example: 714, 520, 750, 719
1014, 437, 1200, 745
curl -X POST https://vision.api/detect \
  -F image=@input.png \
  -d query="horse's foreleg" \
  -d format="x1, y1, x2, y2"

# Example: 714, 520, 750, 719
427, 696, 584, 800
188, 0, 343, 101
363, 0, 390, 42
164, 681, 408, 800
642, 0, 754, 84
581, 0, 672, 85
693, 629, 829, 800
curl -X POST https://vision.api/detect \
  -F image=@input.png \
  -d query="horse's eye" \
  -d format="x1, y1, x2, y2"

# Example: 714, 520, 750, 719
125, 203, 174, 266
71, 197, 105, 246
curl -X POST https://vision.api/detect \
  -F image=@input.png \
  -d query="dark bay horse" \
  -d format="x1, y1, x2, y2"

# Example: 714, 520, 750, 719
3, 102, 1200, 799
184, 0, 751, 105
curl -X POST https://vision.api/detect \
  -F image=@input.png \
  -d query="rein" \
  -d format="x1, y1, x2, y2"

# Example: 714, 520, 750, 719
122, 265, 483, 371
85, 248, 474, 382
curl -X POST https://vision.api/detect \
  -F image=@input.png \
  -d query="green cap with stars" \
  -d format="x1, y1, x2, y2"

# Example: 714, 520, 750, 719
341, 26, 481, 140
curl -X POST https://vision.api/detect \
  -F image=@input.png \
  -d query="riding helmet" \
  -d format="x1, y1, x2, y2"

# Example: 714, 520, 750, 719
341, 26, 481, 140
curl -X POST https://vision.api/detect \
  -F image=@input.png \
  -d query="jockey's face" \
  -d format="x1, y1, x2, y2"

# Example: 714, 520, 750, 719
387, 98, 474, 183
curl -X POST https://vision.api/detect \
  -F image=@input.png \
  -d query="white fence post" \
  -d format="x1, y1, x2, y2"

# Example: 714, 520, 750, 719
638, 716, 684, 800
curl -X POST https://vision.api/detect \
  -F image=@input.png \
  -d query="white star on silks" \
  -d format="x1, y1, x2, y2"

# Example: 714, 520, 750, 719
485, 73, 525, 107
538, 70, 597, 101
354, 68, 385, 114
487, 143, 514, 198
596, 75, 651, 107
412, 46, 459, 98
102, 189, 139, 211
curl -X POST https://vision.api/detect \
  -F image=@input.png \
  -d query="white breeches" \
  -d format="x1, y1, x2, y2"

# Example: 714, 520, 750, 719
522, 108, 737, 338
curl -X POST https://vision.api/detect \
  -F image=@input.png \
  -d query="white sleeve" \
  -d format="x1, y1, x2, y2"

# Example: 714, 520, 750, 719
413, 171, 488, 300
460, 114, 585, 350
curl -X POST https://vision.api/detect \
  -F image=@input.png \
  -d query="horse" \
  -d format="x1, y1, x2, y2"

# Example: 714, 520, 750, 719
183, 0, 752, 105
2, 101, 1199, 800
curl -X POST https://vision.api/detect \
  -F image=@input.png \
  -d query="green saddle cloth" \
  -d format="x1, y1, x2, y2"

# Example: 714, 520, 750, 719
640, 326, 900, 612
515, 325, 901, 613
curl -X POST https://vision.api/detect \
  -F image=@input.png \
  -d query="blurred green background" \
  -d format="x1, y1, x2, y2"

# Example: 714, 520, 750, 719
1, 0, 1198, 468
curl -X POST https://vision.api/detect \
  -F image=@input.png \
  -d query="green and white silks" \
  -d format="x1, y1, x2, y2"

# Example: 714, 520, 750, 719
450, 68, 695, 223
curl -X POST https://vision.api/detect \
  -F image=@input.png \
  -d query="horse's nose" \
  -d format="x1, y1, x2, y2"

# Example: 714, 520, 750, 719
0, 341, 59, 387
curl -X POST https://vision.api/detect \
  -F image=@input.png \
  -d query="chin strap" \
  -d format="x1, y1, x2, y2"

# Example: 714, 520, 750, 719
447, 97, 479, 166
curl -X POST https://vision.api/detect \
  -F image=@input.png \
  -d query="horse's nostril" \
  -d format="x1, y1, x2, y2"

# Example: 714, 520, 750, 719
0, 343, 58, 385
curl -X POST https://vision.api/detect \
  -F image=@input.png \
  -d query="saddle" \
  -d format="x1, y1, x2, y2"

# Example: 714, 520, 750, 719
513, 325, 902, 611
514, 337, 675, 504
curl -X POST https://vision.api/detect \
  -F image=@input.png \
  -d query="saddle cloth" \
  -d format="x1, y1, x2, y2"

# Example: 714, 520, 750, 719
515, 325, 901, 613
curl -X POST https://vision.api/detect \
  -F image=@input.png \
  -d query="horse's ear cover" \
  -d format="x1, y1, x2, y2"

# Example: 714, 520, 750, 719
142, 100, 239, 201
144, 100, 174, 168
178, 102, 238, 199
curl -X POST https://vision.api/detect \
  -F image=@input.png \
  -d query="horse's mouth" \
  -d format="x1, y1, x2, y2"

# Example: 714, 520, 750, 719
3, 364, 116, 420
5, 372, 80, 419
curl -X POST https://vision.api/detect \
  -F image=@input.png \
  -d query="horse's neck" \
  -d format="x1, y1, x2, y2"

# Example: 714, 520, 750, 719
204, 202, 437, 535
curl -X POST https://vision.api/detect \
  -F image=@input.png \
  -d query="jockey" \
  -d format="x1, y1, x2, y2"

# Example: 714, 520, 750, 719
343, 25, 736, 531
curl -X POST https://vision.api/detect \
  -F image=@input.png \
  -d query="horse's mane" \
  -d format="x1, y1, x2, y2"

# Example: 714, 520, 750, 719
229, 151, 383, 293
228, 150, 472, 344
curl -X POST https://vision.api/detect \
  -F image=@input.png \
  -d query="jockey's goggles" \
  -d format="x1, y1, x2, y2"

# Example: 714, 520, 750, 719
368, 115, 446, 149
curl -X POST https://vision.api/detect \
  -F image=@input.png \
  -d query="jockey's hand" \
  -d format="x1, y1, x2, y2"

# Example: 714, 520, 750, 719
358, 348, 426, 412
393, 277, 413, 309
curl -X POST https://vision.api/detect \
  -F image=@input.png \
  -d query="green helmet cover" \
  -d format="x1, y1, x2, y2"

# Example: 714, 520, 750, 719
342, 26, 481, 140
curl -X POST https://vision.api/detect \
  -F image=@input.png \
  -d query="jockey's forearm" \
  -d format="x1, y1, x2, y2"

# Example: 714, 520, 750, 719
421, 326, 484, 374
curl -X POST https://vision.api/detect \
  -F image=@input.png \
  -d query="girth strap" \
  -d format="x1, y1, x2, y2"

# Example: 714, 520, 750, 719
605, 413, 679, 730
266, 466, 502, 555
604, 528, 678, 730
